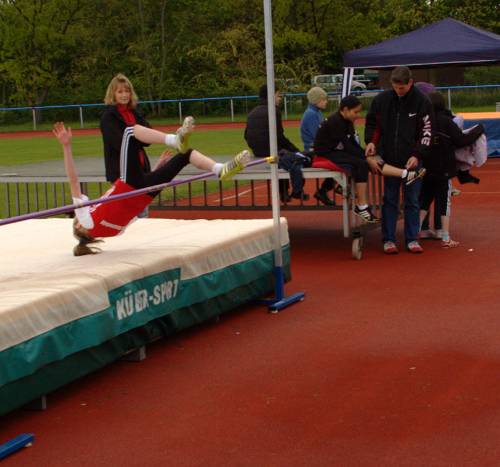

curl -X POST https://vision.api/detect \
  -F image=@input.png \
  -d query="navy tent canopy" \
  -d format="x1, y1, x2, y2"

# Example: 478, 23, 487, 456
344, 18, 500, 69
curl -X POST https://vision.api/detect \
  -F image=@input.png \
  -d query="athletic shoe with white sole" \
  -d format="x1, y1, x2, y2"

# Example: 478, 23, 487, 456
383, 241, 399, 254
407, 241, 424, 253
175, 116, 195, 153
405, 167, 426, 185
353, 205, 380, 223
219, 150, 252, 180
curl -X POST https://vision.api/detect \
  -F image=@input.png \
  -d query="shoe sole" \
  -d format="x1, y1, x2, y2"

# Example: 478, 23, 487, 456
353, 211, 380, 224
176, 117, 195, 153
406, 169, 426, 185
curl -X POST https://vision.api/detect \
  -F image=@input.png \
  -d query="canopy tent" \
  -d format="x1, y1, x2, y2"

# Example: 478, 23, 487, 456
341, 18, 500, 96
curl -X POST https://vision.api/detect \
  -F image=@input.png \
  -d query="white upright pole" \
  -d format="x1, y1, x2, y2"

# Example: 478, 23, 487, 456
263, 0, 283, 272
260, 0, 304, 311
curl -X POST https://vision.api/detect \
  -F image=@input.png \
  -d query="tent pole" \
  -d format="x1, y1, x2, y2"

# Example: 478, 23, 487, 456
342, 67, 354, 97
260, 0, 304, 312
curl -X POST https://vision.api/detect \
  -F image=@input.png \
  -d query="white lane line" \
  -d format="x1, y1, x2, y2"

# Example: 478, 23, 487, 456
213, 187, 260, 202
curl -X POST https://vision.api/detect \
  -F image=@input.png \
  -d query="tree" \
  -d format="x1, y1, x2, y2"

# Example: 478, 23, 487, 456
0, 0, 89, 108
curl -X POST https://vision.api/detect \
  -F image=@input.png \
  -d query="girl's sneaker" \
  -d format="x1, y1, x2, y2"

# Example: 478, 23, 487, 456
354, 206, 380, 223
219, 150, 252, 180
419, 229, 437, 240
405, 168, 426, 185
442, 238, 460, 248
175, 116, 195, 153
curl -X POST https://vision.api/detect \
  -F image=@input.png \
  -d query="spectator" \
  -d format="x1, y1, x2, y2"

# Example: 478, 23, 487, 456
419, 91, 484, 248
245, 84, 304, 202
100, 74, 151, 184
415, 81, 443, 238
300, 86, 338, 206
365, 66, 433, 254
314, 95, 425, 223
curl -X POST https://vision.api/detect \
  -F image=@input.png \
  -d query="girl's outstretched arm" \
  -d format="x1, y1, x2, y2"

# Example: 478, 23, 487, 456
53, 122, 82, 198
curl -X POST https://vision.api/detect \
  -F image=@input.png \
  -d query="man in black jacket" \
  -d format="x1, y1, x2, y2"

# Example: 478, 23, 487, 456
244, 85, 302, 201
365, 66, 432, 254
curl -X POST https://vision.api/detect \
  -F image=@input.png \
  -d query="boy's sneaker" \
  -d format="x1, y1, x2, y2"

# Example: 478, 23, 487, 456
353, 205, 380, 223
405, 168, 426, 185
314, 189, 335, 206
383, 241, 399, 255
407, 241, 424, 253
175, 116, 195, 153
219, 150, 251, 181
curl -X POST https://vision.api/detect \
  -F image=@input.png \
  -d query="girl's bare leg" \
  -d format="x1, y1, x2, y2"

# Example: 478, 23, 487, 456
381, 164, 404, 177
188, 149, 217, 172
133, 124, 173, 145
356, 182, 368, 205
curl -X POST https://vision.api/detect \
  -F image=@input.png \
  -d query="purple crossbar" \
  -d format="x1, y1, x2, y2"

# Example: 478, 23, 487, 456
0, 158, 271, 227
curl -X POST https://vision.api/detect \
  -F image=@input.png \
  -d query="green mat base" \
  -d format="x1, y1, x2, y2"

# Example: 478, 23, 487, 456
0, 264, 290, 417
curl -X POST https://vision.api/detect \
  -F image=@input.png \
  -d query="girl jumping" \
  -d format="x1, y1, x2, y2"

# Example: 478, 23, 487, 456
53, 118, 250, 256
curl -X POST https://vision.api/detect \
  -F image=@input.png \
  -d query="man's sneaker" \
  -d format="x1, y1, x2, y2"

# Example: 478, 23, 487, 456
451, 186, 461, 196
175, 116, 195, 153
314, 189, 335, 206
407, 241, 424, 253
353, 205, 380, 223
405, 168, 426, 185
219, 150, 251, 180
383, 241, 399, 255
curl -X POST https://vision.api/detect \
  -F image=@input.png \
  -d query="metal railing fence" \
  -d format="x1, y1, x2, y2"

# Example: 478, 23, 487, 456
1, 85, 499, 131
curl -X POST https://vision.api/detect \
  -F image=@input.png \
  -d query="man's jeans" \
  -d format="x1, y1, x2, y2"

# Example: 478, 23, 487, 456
278, 150, 310, 196
382, 176, 422, 245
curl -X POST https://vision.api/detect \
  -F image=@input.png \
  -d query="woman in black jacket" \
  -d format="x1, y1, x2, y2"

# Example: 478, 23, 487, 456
419, 92, 484, 248
100, 74, 152, 183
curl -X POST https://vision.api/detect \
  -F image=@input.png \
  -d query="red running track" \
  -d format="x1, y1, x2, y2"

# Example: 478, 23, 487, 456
1, 161, 499, 466
0, 121, 302, 139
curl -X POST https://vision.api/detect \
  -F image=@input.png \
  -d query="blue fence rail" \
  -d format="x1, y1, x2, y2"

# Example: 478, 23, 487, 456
0, 85, 499, 130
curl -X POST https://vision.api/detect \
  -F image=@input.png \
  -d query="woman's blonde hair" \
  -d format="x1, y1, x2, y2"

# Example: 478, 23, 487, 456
104, 73, 138, 108
73, 219, 103, 256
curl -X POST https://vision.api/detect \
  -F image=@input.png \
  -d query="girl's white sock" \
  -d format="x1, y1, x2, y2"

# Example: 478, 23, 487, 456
164, 134, 177, 146
212, 163, 223, 176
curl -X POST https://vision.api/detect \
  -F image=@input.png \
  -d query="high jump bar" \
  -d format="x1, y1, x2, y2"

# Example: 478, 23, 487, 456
0, 157, 274, 227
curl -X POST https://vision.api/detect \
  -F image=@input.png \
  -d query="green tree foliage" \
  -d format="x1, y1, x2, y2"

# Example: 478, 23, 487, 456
0, 0, 89, 106
0, 0, 498, 109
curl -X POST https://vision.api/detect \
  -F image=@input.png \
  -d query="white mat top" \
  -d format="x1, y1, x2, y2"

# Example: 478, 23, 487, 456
0, 218, 289, 351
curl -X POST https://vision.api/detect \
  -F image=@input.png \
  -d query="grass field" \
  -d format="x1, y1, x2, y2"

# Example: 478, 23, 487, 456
0, 126, 293, 218
0, 126, 307, 166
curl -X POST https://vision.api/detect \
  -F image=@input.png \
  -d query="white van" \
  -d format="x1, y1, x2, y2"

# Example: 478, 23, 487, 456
311, 74, 366, 92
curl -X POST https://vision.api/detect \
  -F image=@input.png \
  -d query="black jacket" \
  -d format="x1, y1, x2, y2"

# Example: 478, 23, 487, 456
425, 109, 484, 178
100, 105, 151, 182
365, 85, 433, 168
244, 100, 299, 157
313, 111, 364, 158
